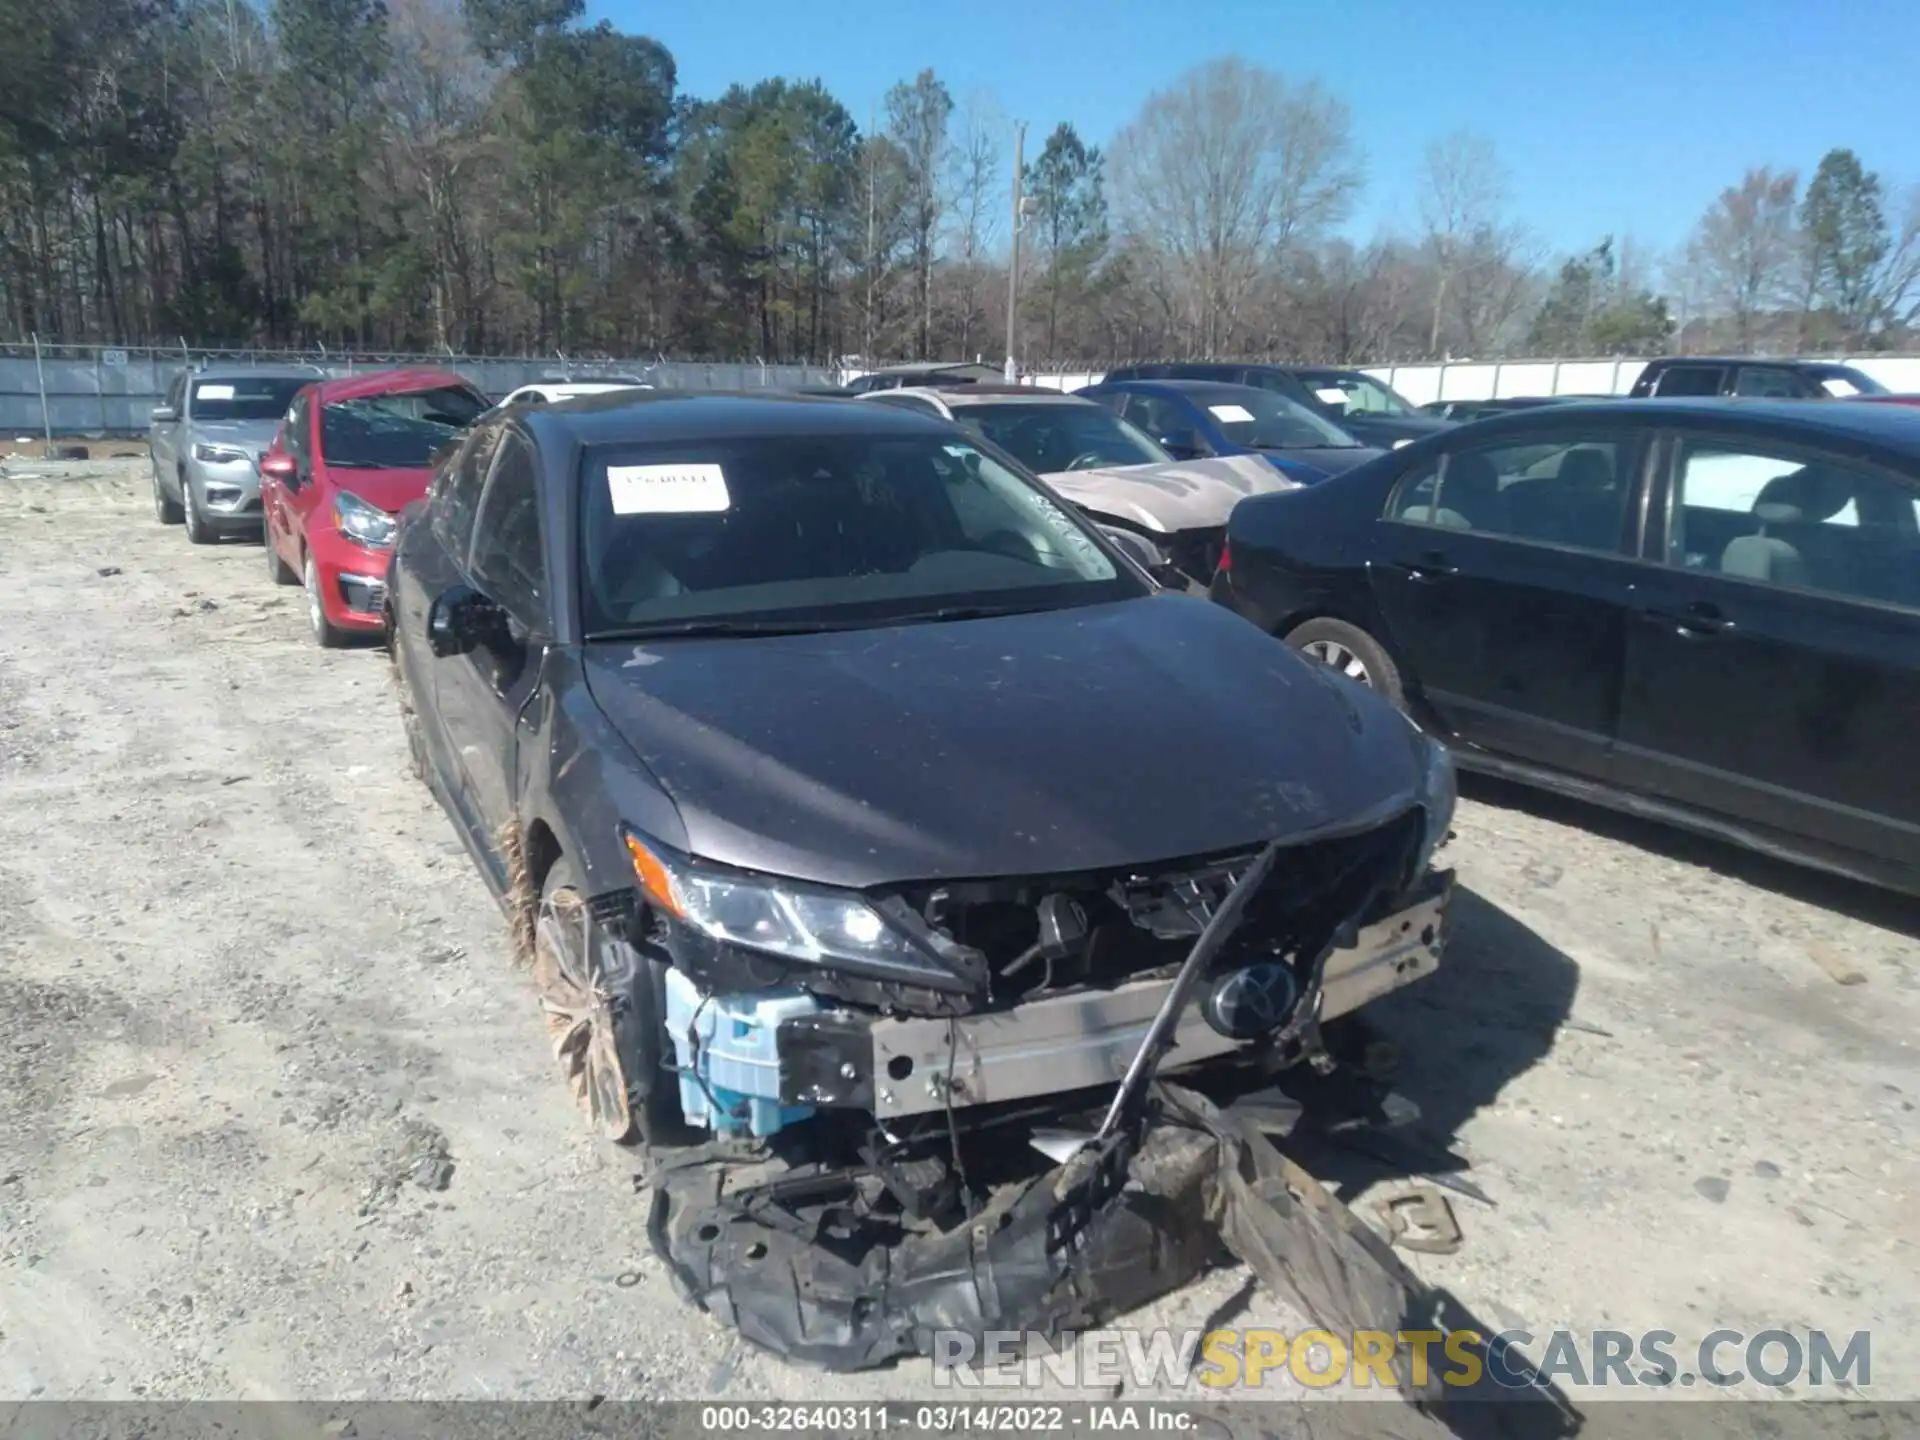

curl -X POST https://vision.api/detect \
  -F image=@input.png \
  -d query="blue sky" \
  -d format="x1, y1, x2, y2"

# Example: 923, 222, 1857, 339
593, 0, 1920, 260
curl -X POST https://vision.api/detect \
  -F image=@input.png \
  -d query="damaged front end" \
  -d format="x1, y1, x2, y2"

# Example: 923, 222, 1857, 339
612, 802, 1454, 1379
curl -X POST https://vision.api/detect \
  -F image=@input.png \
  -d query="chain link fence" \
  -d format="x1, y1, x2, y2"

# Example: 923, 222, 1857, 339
0, 342, 840, 438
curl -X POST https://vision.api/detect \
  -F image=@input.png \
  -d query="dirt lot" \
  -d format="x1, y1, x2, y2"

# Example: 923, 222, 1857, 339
2, 457, 1917, 1411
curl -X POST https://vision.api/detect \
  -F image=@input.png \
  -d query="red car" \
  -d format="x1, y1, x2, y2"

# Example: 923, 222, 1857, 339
260, 369, 490, 646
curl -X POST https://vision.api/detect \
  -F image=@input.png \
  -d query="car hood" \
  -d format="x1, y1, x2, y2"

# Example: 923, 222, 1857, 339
318, 464, 435, 513
1256, 445, 1386, 480
1039, 454, 1291, 533
582, 596, 1424, 890
190, 419, 283, 456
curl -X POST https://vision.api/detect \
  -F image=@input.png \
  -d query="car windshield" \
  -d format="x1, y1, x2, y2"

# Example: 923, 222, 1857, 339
578, 432, 1135, 636
949, 403, 1169, 473
190, 376, 309, 422
320, 386, 488, 468
1195, 390, 1361, 450
1811, 366, 1888, 397
1306, 373, 1418, 417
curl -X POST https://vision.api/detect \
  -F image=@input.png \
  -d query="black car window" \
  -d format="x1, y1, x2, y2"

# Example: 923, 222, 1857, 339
1666, 439, 1920, 610
432, 421, 505, 562
189, 375, 309, 422
1123, 393, 1191, 442
320, 385, 488, 469
1732, 367, 1803, 399
1651, 365, 1727, 398
285, 394, 311, 464
949, 403, 1169, 472
469, 430, 547, 626
1391, 432, 1633, 555
577, 432, 1134, 634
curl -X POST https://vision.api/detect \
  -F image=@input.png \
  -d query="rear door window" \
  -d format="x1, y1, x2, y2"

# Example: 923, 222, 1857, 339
1651, 365, 1728, 398
1732, 367, 1805, 399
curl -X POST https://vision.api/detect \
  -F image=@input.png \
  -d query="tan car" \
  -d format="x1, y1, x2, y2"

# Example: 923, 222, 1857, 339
860, 384, 1298, 586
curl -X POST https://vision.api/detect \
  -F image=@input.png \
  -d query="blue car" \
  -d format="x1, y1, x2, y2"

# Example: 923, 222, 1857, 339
1076, 379, 1386, 484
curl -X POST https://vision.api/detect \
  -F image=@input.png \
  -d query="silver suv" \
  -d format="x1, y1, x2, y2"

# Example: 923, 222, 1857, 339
149, 365, 321, 542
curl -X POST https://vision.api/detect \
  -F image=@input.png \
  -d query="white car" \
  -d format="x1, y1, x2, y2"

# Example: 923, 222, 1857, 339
497, 381, 651, 407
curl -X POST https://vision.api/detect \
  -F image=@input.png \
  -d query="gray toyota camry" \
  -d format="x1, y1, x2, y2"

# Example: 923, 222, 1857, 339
385, 389, 1457, 1361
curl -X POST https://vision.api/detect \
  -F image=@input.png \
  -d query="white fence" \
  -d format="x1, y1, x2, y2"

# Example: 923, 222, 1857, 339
1019, 356, 1920, 403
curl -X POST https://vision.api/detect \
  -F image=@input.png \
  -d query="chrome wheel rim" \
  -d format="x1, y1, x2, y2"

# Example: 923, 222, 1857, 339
304, 555, 324, 638
1302, 638, 1372, 687
181, 478, 197, 533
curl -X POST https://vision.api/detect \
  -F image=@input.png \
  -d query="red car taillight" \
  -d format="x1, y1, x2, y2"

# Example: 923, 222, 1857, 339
1216, 538, 1232, 575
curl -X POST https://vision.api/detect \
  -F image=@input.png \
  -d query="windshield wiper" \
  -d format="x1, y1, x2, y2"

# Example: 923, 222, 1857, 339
884, 603, 1052, 626
590, 618, 873, 641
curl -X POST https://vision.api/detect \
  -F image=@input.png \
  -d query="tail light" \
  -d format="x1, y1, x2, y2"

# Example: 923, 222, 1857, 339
1216, 539, 1232, 575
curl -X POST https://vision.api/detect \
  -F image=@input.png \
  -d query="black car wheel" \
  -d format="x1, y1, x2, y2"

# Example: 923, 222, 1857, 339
533, 855, 683, 1149
181, 472, 213, 544
152, 462, 183, 524
265, 528, 297, 585
1286, 617, 1404, 707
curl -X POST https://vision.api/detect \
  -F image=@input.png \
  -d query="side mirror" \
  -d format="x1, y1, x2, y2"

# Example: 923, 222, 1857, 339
259, 453, 298, 485
150, 405, 178, 424
1157, 428, 1206, 460
1099, 525, 1187, 589
427, 584, 508, 658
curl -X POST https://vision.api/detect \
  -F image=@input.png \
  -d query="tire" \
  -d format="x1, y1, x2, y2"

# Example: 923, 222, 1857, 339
152, 462, 183, 524
181, 471, 213, 545
264, 528, 297, 585
1284, 617, 1404, 708
534, 855, 685, 1150
303, 550, 350, 649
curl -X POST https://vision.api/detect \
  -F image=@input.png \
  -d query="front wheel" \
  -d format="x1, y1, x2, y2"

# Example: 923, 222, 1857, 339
533, 855, 684, 1148
1284, 617, 1404, 708
152, 463, 183, 524
181, 473, 213, 544
303, 551, 350, 649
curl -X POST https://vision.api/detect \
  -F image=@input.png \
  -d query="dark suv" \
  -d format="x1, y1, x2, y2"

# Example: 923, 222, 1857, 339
1102, 362, 1450, 448
1629, 357, 1888, 400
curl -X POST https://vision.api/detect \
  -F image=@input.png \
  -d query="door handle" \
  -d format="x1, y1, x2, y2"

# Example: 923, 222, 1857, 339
1643, 601, 1732, 637
1388, 551, 1458, 582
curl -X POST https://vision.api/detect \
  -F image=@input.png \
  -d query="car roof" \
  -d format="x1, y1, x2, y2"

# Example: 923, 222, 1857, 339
924, 386, 1093, 407
1643, 356, 1866, 370
518, 389, 954, 447
1443, 396, 1920, 448
1097, 378, 1273, 403
311, 367, 476, 404
190, 363, 322, 381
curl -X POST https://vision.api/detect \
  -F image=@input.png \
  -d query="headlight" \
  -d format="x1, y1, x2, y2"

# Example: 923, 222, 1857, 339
193, 442, 249, 464
333, 490, 396, 548
622, 829, 963, 987
1414, 733, 1457, 872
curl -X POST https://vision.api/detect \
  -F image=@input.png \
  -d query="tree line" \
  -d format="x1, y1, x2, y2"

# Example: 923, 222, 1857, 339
6, 0, 1918, 365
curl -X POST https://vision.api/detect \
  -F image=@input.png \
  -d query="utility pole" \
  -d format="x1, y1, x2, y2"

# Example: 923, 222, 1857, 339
864, 102, 877, 365
1004, 120, 1026, 383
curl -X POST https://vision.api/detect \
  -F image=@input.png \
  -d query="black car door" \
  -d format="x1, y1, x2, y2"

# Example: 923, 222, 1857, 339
1614, 427, 1920, 873
431, 424, 549, 864
1367, 419, 1653, 777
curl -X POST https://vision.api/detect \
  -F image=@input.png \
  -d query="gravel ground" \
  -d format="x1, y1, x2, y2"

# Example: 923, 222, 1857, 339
1, 458, 1916, 1415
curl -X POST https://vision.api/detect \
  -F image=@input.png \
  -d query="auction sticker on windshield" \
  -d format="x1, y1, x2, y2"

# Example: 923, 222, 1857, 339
609, 463, 731, 514
195, 384, 236, 401
1208, 404, 1254, 423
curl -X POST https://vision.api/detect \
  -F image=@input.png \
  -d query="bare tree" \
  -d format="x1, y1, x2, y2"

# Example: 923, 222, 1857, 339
1107, 57, 1362, 353
884, 70, 953, 359
1684, 166, 1799, 352
943, 93, 1003, 357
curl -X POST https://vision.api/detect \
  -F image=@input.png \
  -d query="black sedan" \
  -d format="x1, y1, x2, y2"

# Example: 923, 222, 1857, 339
1214, 397, 1920, 894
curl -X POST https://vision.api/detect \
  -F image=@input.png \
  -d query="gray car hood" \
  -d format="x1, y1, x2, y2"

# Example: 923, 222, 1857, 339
582, 595, 1424, 890
1040, 453, 1293, 534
